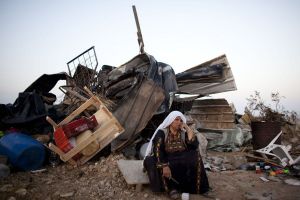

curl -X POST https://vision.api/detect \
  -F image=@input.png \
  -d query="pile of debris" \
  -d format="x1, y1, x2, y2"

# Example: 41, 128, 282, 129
1, 6, 300, 199
0, 44, 299, 190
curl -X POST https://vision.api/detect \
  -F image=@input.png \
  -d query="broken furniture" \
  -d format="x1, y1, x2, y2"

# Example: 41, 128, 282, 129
47, 87, 124, 166
117, 159, 149, 191
255, 131, 300, 167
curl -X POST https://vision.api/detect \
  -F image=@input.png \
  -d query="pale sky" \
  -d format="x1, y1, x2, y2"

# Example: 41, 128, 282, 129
0, 0, 299, 114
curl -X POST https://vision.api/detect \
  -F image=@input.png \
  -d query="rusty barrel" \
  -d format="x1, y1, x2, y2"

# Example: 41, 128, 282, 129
251, 121, 281, 150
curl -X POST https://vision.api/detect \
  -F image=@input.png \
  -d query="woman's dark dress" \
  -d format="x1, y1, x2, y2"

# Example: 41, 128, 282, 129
149, 128, 209, 194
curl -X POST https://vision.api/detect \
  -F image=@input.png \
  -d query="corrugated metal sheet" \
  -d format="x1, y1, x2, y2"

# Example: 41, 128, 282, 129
176, 54, 237, 95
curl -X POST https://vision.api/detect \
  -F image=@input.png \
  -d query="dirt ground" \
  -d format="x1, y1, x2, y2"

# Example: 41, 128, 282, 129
1, 152, 300, 200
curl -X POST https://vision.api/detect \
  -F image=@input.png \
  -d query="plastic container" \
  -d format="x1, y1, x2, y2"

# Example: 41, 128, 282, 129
62, 115, 98, 138
0, 133, 45, 171
53, 128, 82, 161
0, 132, 45, 171
54, 127, 74, 153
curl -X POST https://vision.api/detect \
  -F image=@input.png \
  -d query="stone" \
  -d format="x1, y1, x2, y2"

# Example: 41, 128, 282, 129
284, 178, 300, 186
60, 191, 74, 197
117, 160, 149, 185
0, 184, 13, 192
15, 188, 27, 196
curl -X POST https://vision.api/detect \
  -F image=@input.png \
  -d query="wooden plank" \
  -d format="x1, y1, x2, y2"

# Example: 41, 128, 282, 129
58, 97, 98, 126
94, 108, 112, 126
64, 87, 88, 101
192, 105, 231, 108
84, 86, 95, 98
61, 118, 118, 161
96, 122, 123, 147
46, 116, 58, 129
189, 112, 233, 115
193, 99, 229, 105
94, 107, 124, 131
78, 125, 123, 165
190, 107, 233, 113
47, 143, 77, 166
76, 130, 99, 156
191, 114, 234, 121
245, 153, 282, 167
196, 120, 234, 123
84, 86, 103, 109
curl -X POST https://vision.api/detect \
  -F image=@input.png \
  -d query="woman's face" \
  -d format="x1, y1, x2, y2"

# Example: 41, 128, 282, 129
170, 116, 183, 131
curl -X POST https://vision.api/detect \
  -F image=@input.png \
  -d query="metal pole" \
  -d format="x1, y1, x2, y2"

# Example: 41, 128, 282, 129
132, 5, 145, 54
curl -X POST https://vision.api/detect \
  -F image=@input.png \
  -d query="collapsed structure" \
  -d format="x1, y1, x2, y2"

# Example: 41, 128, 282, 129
3, 6, 298, 170
0, 42, 237, 165
0, 6, 240, 168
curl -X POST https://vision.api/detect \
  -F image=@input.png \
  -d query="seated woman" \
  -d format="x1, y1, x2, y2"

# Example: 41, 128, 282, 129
144, 111, 209, 199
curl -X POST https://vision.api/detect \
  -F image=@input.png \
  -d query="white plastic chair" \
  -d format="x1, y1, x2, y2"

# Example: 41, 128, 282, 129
255, 131, 300, 167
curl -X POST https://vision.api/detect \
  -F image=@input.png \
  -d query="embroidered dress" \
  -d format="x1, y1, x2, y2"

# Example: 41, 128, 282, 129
152, 128, 209, 194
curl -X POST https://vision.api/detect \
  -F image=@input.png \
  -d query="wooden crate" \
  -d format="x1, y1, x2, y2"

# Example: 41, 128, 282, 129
47, 87, 124, 166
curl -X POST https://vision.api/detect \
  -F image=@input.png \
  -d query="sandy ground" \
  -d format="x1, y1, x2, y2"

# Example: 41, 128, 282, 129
0, 152, 300, 200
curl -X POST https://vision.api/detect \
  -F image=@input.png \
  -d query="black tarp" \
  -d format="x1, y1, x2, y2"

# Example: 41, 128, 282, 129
0, 73, 68, 133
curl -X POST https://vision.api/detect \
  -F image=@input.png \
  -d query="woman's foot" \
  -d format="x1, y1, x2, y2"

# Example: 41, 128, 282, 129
169, 189, 180, 200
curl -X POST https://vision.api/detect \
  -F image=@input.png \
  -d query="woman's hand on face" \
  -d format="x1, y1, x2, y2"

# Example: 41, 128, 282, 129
181, 123, 190, 131
182, 123, 195, 140
162, 166, 171, 178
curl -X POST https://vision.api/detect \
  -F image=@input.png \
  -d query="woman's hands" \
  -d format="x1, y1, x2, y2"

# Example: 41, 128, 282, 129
181, 123, 190, 131
181, 123, 195, 141
162, 166, 171, 178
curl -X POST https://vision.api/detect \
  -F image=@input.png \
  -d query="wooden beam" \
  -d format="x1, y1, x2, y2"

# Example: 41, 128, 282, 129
46, 116, 58, 129
58, 97, 98, 126
47, 143, 77, 166
245, 153, 282, 167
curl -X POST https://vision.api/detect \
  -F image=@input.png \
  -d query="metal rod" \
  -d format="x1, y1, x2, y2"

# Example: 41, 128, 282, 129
132, 5, 145, 54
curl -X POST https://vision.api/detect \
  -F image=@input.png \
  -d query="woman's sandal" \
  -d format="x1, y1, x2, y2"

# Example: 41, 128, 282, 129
169, 189, 180, 200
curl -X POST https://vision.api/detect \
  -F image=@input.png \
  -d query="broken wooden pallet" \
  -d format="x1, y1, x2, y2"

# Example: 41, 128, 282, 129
47, 87, 124, 166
